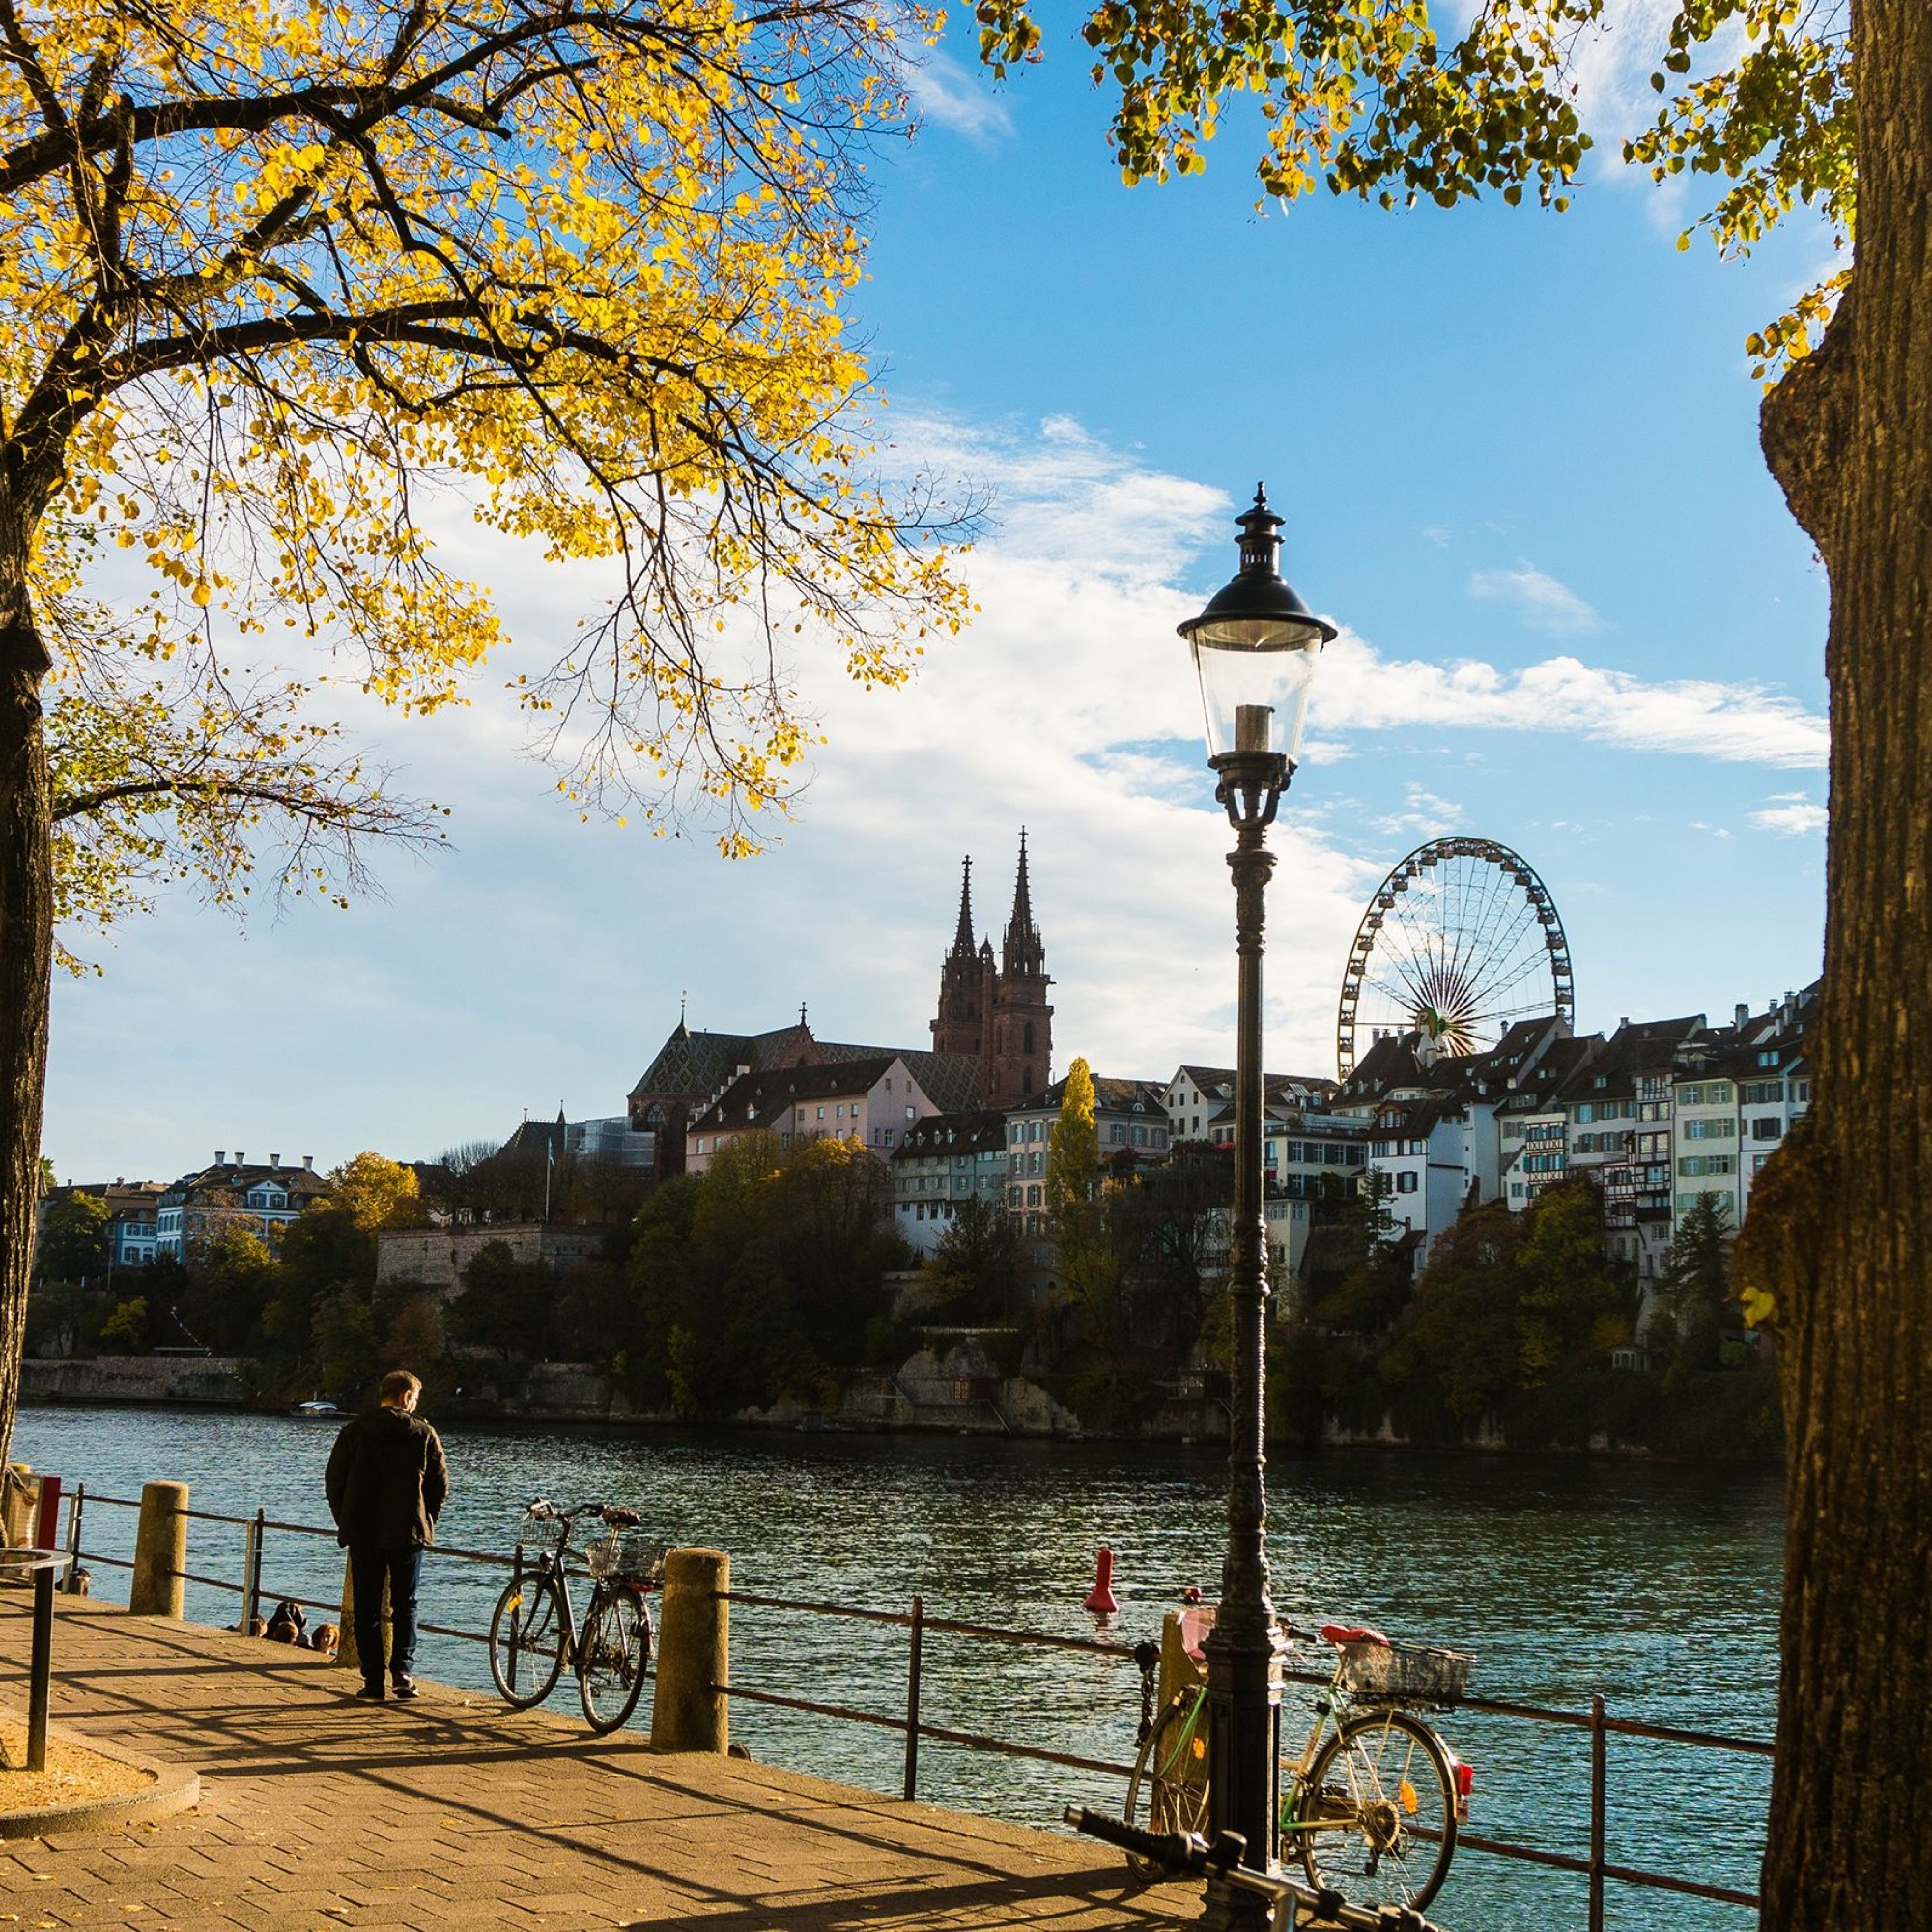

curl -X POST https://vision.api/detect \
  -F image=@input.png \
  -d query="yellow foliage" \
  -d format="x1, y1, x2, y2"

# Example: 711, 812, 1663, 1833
3, 0, 971, 943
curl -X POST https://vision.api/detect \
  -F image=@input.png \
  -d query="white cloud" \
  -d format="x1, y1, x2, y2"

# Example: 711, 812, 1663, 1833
1468, 561, 1604, 638
1750, 793, 1828, 837
904, 50, 1015, 147
1371, 782, 1464, 840
43, 412, 1831, 1179
1313, 635, 1827, 768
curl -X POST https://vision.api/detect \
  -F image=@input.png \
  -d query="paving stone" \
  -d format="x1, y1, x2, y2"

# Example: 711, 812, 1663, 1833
1, 1599, 1186, 1932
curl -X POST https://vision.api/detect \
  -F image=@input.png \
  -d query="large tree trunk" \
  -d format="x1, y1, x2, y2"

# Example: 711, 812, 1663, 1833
0, 524, 53, 1473
1747, 7, 1932, 1928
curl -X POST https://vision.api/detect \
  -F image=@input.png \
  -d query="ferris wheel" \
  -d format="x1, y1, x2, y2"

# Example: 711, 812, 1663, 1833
1336, 838, 1575, 1078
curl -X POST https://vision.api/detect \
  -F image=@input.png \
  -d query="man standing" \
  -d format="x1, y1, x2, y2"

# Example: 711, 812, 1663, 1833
325, 1369, 449, 1701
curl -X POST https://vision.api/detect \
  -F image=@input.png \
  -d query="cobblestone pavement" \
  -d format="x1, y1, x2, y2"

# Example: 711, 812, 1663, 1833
0, 1600, 1187, 1932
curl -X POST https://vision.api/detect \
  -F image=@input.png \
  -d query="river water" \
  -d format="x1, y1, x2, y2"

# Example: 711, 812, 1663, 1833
12, 1408, 1781, 1932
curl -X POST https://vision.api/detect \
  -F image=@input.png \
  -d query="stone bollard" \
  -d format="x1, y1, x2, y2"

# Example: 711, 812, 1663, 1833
336, 1554, 390, 1675
129, 1481, 188, 1617
651, 1548, 729, 1752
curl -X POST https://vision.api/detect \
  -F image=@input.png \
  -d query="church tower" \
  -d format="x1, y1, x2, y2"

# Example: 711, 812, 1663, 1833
985, 832, 1053, 1107
930, 858, 991, 1058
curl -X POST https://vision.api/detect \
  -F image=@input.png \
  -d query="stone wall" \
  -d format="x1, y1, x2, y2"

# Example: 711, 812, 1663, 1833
22, 1356, 248, 1406
375, 1223, 612, 1297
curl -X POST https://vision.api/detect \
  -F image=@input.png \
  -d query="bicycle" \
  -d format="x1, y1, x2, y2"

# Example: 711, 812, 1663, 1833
1124, 1610, 1472, 1913
487, 1498, 665, 1734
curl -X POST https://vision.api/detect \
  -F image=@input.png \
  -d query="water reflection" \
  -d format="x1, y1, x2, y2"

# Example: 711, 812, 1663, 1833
14, 1409, 1780, 1932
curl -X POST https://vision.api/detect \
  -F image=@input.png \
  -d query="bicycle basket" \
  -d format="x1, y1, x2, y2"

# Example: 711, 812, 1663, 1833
583, 1528, 666, 1582
1337, 1640, 1473, 1706
516, 1509, 563, 1547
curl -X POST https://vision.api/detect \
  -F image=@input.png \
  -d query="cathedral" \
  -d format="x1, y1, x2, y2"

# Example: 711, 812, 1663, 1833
626, 835, 1053, 1179
931, 834, 1054, 1111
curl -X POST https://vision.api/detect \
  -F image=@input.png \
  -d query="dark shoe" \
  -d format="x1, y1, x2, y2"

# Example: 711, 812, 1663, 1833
391, 1676, 419, 1700
355, 1682, 385, 1701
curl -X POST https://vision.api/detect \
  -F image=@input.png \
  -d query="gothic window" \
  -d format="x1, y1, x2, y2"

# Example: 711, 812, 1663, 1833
1023, 1021, 1035, 1054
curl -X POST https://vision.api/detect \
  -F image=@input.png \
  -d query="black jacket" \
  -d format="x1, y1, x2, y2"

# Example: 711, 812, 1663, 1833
325, 1406, 449, 1549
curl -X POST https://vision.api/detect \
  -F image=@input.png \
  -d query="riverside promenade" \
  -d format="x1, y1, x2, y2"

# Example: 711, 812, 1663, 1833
0, 1597, 1184, 1931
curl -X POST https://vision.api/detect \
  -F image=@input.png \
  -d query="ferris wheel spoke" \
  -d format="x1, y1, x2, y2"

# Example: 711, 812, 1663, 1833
1338, 838, 1572, 1076
1464, 944, 1561, 1009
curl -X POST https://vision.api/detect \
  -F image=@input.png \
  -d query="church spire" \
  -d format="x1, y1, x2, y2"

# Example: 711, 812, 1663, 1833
1002, 829, 1044, 975
950, 856, 977, 957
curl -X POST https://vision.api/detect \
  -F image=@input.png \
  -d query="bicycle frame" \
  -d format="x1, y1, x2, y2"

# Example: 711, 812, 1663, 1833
1149, 1649, 1435, 1846
505, 1514, 601, 1669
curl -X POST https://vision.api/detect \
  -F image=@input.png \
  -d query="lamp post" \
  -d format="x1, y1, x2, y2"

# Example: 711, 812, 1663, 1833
1179, 485, 1335, 1928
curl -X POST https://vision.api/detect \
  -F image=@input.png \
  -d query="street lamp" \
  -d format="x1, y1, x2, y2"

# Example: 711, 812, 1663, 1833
1179, 485, 1335, 1927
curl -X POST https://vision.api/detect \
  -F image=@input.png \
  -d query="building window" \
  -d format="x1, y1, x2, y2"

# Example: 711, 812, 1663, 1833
1027, 1184, 1043, 1207
1678, 1153, 1737, 1178
883, 1128, 895, 1147
1397, 1172, 1419, 1194
817, 1107, 826, 1121
1750, 1118, 1782, 1142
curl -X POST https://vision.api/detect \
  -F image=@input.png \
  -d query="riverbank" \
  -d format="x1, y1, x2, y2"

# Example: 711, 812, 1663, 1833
0, 1594, 1175, 1930
19, 1347, 1781, 1461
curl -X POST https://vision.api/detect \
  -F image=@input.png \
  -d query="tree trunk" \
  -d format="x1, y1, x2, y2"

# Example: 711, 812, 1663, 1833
0, 525, 53, 1472
1748, 8, 1932, 1928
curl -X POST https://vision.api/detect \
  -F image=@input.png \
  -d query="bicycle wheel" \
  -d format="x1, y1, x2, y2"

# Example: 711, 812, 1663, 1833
1123, 1694, 1210, 1875
488, 1571, 567, 1708
1294, 1708, 1457, 1912
577, 1585, 652, 1734
1298, 1716, 1453, 1909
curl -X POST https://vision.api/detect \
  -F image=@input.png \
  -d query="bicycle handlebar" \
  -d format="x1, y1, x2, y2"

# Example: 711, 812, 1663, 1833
1061, 1809, 1445, 1932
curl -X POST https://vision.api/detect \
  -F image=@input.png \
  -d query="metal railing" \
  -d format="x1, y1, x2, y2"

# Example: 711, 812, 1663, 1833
712, 1590, 1769, 1924
51, 1481, 1769, 1923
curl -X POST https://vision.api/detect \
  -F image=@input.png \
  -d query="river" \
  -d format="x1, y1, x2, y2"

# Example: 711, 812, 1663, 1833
11, 1407, 1781, 1932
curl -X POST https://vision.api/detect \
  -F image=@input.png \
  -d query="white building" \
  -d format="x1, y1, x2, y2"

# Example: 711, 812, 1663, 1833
684, 1056, 938, 1176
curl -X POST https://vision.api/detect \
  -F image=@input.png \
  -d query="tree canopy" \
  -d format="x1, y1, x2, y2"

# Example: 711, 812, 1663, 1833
0, 0, 971, 1463
977, 1, 1849, 368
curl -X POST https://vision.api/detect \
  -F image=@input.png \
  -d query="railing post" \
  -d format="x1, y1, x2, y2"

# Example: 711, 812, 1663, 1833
62, 1482, 84, 1593
903, 1594, 923, 1803
242, 1508, 265, 1634
129, 1480, 188, 1617
1589, 1692, 1607, 1932
27, 1564, 54, 1772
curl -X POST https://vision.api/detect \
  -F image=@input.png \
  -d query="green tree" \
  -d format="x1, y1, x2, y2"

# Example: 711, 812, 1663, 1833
180, 1225, 277, 1355
449, 1241, 554, 1363
926, 1196, 1029, 1322
34, 1191, 109, 1284
1515, 1179, 1633, 1383
23, 1275, 98, 1357
1385, 1201, 1528, 1428
97, 1294, 149, 1353
1654, 1195, 1736, 1381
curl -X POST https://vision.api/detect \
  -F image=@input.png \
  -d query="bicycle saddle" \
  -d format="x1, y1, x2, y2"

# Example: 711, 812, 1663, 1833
1320, 1622, 1390, 1647
601, 1506, 641, 1527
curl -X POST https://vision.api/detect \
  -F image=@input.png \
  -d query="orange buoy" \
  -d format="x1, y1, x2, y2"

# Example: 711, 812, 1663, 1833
1083, 1546, 1118, 1616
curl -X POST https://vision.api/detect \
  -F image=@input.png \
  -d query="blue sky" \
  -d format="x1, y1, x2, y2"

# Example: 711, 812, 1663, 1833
43, 9, 1833, 1184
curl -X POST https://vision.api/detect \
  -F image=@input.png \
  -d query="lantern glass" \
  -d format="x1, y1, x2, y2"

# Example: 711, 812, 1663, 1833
1189, 618, 1324, 764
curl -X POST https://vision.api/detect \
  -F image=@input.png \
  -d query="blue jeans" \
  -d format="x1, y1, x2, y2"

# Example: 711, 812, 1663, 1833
348, 1546, 424, 1684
